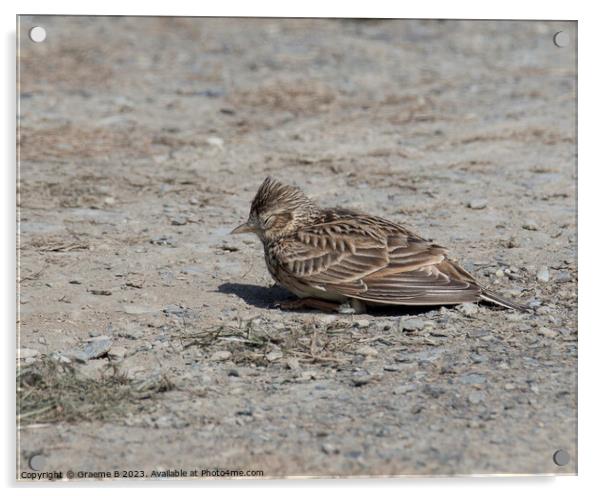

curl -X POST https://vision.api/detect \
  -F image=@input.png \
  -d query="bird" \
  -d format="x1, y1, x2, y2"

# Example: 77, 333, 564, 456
231, 177, 529, 313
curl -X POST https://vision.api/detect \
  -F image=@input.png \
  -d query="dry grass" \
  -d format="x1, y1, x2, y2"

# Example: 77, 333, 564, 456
17, 357, 174, 426
177, 317, 403, 367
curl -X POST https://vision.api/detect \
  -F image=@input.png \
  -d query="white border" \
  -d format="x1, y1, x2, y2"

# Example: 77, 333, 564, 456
0, 0, 585, 19
3, 1, 599, 495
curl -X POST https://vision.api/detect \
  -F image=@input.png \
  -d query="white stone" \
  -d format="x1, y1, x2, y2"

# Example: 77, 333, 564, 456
210, 350, 232, 361
537, 267, 550, 283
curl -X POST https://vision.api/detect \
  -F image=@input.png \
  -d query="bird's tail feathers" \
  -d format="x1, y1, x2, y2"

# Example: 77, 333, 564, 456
480, 289, 531, 312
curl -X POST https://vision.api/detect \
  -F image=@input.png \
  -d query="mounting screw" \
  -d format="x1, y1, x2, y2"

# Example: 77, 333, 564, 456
553, 449, 569, 466
553, 31, 569, 48
29, 26, 47, 43
28, 453, 46, 471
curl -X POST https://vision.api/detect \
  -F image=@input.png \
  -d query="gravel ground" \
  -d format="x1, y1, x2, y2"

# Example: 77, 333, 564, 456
17, 17, 577, 478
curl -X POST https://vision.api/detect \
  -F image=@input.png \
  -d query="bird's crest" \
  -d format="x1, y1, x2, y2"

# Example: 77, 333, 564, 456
251, 177, 315, 215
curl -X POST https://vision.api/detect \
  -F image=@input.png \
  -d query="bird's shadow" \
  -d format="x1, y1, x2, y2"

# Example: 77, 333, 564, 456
218, 283, 292, 310
217, 282, 447, 316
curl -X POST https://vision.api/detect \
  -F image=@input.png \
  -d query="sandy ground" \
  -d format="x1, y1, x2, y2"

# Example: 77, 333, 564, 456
17, 17, 577, 478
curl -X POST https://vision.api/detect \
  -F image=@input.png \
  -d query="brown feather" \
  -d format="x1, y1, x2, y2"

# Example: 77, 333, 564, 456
235, 178, 528, 311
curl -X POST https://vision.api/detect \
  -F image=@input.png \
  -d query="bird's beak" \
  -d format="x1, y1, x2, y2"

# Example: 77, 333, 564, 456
230, 222, 254, 235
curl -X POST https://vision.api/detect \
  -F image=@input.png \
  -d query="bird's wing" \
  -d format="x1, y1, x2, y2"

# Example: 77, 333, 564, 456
272, 217, 481, 305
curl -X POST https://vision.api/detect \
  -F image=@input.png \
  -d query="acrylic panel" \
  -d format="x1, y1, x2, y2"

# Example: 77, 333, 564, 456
17, 16, 577, 480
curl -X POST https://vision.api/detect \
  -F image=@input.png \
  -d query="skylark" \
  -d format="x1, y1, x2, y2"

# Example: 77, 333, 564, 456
231, 177, 528, 313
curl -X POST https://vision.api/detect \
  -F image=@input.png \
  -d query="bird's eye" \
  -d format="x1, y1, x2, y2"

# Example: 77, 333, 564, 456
264, 215, 275, 227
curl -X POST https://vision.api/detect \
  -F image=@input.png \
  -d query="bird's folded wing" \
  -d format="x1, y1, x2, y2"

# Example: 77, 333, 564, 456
274, 220, 480, 305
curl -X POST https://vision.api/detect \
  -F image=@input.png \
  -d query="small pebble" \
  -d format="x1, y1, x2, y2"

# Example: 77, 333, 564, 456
50, 352, 71, 364
89, 289, 112, 296
352, 375, 374, 387
423, 384, 445, 398
354, 319, 370, 329
537, 327, 556, 338
429, 330, 448, 337
321, 443, 340, 455
469, 329, 489, 338
163, 304, 188, 317
522, 220, 539, 231
470, 353, 487, 363
123, 304, 156, 315
507, 311, 526, 321
300, 370, 318, 381
394, 384, 416, 395
171, 217, 187, 226
400, 318, 426, 331
286, 358, 300, 370
82, 335, 113, 360
150, 235, 177, 247
467, 199, 488, 210
210, 350, 232, 361
537, 267, 550, 283
206, 136, 224, 148
337, 303, 356, 315
458, 302, 479, 317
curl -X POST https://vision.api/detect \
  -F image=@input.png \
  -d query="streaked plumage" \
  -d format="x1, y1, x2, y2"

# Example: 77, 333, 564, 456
231, 177, 528, 312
